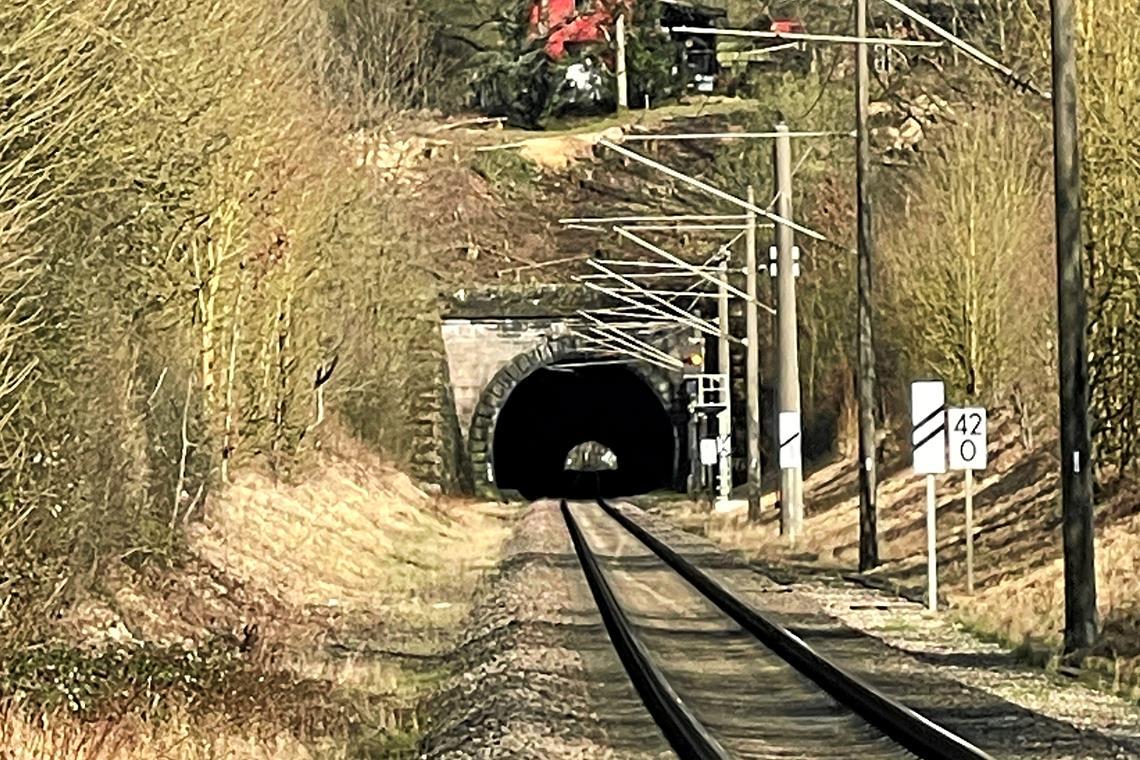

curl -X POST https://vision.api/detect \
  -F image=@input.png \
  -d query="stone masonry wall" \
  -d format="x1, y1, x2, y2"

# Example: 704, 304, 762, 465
408, 315, 472, 494
440, 318, 571, 439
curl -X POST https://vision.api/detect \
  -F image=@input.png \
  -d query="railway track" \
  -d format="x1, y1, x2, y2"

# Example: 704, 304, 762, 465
561, 499, 995, 760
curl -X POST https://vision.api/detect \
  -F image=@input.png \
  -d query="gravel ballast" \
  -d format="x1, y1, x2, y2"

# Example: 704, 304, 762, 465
423, 498, 1140, 758
629, 500, 1140, 760
420, 500, 668, 759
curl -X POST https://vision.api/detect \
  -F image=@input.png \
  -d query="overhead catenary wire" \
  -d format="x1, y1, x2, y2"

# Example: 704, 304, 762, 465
596, 138, 830, 243
591, 259, 735, 272
620, 130, 855, 142
614, 227, 776, 315
560, 214, 749, 224
669, 26, 943, 47
583, 262, 731, 339
878, 0, 1050, 98
608, 288, 722, 299
581, 279, 727, 342
575, 312, 687, 368
568, 223, 753, 233
583, 308, 693, 328
569, 332, 682, 372
578, 270, 744, 280
676, 233, 747, 313
551, 357, 664, 370
588, 308, 682, 324
578, 334, 682, 372
590, 320, 682, 329
575, 318, 682, 366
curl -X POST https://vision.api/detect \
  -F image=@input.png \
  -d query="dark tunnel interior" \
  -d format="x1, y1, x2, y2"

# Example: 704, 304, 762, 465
492, 362, 676, 500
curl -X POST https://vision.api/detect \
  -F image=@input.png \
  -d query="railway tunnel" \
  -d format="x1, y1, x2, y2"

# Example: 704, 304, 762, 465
434, 286, 692, 500
492, 361, 677, 499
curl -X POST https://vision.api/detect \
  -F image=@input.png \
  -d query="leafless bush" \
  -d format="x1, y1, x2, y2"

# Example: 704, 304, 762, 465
1077, 0, 1140, 474
0, 0, 433, 642
878, 104, 1054, 416
322, 0, 446, 119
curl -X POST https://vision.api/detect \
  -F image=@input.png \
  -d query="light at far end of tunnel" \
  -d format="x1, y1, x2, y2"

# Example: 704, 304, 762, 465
564, 440, 618, 472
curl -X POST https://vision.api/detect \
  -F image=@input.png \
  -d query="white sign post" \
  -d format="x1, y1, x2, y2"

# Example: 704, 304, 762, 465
911, 381, 946, 612
948, 407, 987, 594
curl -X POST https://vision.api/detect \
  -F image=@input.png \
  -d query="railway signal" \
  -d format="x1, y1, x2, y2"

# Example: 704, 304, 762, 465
688, 372, 733, 507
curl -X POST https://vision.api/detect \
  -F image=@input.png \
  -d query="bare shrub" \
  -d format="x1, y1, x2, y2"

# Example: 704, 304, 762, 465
0, 0, 433, 641
322, 0, 447, 118
879, 104, 1054, 416
1077, 0, 1140, 474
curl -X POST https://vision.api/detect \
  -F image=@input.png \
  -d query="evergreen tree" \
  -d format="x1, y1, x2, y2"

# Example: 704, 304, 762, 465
468, 0, 687, 127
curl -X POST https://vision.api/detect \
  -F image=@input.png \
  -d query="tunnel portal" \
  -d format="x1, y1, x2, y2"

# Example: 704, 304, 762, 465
492, 362, 676, 500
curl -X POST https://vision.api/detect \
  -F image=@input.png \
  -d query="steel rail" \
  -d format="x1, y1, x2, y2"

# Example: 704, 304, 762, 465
560, 501, 729, 759
595, 499, 995, 760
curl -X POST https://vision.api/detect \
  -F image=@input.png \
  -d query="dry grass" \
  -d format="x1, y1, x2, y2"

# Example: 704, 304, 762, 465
19, 440, 514, 758
192, 451, 510, 648
0, 707, 316, 760
662, 418, 1140, 700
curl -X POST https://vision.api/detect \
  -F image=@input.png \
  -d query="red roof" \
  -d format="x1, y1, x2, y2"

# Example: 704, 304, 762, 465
770, 19, 806, 34
529, 0, 622, 59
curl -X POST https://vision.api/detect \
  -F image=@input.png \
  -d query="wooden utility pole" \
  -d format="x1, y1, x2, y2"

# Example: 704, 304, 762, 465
1049, 0, 1098, 652
746, 186, 763, 521
774, 124, 804, 541
854, 0, 880, 572
616, 13, 630, 110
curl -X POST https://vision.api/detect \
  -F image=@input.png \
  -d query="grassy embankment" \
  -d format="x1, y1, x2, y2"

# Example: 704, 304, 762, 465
656, 421, 1140, 702
1, 435, 512, 758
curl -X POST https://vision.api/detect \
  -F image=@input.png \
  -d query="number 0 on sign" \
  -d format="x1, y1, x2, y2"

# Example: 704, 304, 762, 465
948, 408, 988, 470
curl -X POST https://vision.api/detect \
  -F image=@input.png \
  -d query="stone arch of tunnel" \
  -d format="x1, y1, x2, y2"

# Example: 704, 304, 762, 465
467, 337, 682, 500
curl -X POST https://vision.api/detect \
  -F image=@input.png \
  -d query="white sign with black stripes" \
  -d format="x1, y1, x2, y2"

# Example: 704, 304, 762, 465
948, 408, 988, 471
778, 411, 802, 469
911, 380, 947, 475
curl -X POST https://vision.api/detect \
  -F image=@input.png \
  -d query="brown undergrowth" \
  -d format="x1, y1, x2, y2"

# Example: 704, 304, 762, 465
657, 418, 1140, 702
3, 438, 512, 758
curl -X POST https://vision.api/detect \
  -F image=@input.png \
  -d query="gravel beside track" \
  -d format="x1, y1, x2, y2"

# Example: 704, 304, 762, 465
420, 501, 669, 759
627, 501, 1140, 760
